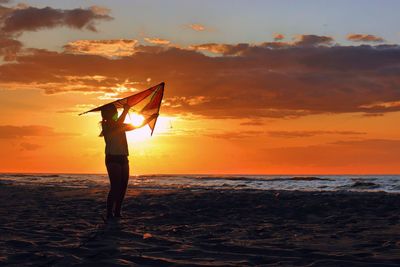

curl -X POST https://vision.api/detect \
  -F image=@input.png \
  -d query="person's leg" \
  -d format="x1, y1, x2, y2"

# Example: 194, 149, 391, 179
106, 162, 122, 218
115, 162, 129, 217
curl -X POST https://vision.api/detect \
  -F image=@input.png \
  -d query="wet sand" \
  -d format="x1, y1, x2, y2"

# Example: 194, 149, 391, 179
0, 185, 399, 266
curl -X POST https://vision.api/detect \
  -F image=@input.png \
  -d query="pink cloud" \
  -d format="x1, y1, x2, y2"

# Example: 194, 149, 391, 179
347, 34, 384, 43
188, 23, 206, 31
273, 33, 285, 41
144, 37, 170, 45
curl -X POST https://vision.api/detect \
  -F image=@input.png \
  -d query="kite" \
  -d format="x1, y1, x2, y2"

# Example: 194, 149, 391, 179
79, 82, 165, 136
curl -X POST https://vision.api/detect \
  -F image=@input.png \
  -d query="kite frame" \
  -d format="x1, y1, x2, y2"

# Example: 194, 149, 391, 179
79, 82, 164, 116
149, 84, 164, 136
78, 82, 165, 136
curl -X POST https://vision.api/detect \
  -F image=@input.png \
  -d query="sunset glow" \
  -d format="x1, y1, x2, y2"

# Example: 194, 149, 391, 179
126, 113, 145, 127
125, 114, 174, 143
0, 1, 400, 174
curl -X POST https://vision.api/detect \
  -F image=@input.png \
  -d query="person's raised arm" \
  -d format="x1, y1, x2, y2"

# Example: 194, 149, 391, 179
123, 113, 159, 132
117, 104, 130, 124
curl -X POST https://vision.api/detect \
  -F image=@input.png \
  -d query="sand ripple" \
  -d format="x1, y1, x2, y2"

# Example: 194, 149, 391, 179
0, 185, 400, 266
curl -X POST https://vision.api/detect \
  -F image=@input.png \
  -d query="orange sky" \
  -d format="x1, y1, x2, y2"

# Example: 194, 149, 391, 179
0, 1, 400, 174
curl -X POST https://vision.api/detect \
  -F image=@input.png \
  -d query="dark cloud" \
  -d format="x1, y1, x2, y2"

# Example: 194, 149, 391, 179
0, 37, 21, 60
0, 125, 77, 138
0, 4, 112, 60
0, 5, 112, 33
1, 40, 400, 118
300, 45, 400, 71
347, 34, 384, 43
293, 34, 334, 47
191, 34, 334, 56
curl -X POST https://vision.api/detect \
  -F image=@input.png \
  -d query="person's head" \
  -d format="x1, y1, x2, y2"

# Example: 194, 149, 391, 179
99, 104, 118, 137
101, 104, 118, 121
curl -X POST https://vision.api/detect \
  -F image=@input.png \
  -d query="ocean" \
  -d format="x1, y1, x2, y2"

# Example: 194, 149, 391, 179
0, 173, 399, 193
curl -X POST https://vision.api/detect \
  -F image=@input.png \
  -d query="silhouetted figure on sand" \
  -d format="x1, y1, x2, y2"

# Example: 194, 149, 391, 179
100, 104, 156, 220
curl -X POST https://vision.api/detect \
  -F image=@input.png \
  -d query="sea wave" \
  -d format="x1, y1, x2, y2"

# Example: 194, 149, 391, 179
0, 174, 399, 193
350, 181, 380, 189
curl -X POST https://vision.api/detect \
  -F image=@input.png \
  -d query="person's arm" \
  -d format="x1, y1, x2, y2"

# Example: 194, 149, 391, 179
117, 104, 130, 124
123, 113, 159, 132
122, 124, 135, 131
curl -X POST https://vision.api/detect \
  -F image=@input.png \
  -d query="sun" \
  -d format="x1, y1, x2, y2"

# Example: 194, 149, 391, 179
128, 113, 145, 127
122, 111, 175, 142
123, 112, 151, 141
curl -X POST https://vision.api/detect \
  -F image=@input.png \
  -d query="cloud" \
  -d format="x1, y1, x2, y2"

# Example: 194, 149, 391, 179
188, 23, 206, 31
205, 130, 366, 140
164, 96, 209, 107
0, 5, 112, 33
347, 34, 384, 43
0, 125, 77, 138
190, 43, 250, 55
2, 39, 400, 119
240, 120, 265, 126
266, 139, 400, 168
89, 5, 110, 16
20, 142, 42, 151
267, 130, 366, 138
293, 34, 334, 47
144, 37, 170, 45
273, 33, 285, 41
191, 34, 334, 56
205, 130, 264, 140
0, 37, 21, 60
0, 4, 113, 60
360, 100, 400, 109
64, 39, 138, 57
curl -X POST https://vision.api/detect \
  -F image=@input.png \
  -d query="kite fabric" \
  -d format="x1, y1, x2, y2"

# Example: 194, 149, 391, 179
79, 82, 165, 136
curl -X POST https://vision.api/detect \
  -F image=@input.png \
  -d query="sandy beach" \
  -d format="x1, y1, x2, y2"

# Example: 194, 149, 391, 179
0, 184, 399, 266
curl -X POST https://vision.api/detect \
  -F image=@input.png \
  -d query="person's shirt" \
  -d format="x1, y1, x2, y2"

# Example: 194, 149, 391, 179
102, 123, 129, 156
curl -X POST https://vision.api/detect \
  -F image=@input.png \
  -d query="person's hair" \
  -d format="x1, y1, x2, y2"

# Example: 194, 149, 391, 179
99, 104, 118, 137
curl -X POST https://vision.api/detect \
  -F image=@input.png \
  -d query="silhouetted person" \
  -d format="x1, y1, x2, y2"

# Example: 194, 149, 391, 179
100, 104, 156, 220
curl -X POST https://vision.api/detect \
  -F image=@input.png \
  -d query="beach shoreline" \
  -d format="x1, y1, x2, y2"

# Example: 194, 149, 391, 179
1, 184, 399, 266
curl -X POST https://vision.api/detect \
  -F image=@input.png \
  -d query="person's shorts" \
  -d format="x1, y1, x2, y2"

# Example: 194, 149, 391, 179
105, 155, 129, 165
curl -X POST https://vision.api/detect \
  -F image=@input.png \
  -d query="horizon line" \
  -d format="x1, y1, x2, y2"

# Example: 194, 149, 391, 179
1, 171, 399, 176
